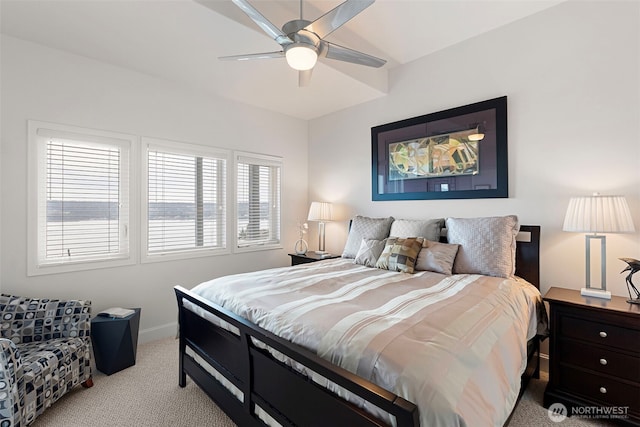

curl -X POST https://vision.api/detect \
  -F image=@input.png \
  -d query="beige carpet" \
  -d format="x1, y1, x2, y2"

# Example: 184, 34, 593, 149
32, 337, 614, 427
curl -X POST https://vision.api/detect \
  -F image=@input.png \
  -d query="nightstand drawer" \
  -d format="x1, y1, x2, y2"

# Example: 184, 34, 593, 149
559, 366, 640, 410
558, 339, 640, 381
292, 256, 317, 265
560, 314, 640, 352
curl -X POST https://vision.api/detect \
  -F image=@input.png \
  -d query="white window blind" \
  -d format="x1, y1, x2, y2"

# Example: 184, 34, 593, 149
236, 154, 281, 249
35, 132, 130, 267
146, 143, 226, 256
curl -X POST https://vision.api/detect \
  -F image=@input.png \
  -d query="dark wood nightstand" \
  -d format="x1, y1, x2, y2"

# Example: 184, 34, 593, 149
288, 252, 340, 266
543, 287, 640, 425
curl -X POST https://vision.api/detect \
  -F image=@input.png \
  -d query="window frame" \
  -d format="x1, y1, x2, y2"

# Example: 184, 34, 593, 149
27, 121, 286, 275
233, 151, 283, 253
27, 120, 138, 276
141, 137, 231, 263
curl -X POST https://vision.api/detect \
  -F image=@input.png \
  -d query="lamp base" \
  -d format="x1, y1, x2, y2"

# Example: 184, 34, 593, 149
314, 250, 329, 255
627, 298, 640, 305
580, 288, 612, 299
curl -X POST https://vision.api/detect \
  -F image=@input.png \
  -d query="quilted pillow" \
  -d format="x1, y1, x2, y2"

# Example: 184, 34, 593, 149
353, 239, 386, 268
375, 237, 424, 273
342, 216, 394, 258
415, 240, 460, 275
445, 215, 519, 278
389, 218, 444, 241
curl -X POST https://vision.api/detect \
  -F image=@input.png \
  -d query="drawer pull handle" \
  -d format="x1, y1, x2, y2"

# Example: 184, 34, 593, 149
600, 387, 607, 394
599, 358, 608, 366
599, 331, 607, 338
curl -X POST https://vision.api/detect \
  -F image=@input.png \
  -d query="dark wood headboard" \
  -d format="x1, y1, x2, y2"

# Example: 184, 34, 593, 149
513, 225, 541, 288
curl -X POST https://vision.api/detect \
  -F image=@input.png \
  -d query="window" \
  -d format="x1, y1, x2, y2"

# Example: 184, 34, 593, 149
142, 138, 228, 261
235, 152, 282, 251
28, 121, 136, 275
28, 122, 283, 272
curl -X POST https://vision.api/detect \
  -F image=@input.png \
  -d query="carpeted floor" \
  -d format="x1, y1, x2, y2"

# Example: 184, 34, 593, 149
32, 337, 615, 427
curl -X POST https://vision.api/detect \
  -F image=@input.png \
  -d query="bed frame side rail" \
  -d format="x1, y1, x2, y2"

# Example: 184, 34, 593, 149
175, 286, 419, 427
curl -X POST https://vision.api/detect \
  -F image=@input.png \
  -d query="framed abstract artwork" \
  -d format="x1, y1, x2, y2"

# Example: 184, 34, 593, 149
371, 96, 508, 201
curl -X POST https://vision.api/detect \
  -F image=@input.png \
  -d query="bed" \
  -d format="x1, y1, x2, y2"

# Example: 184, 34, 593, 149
175, 216, 546, 427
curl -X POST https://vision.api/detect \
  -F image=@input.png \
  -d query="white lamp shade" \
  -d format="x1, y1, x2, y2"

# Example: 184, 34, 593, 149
285, 45, 318, 71
307, 202, 332, 222
563, 195, 635, 233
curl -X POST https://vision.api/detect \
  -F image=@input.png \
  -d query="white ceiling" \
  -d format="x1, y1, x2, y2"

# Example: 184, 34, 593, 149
0, 0, 563, 120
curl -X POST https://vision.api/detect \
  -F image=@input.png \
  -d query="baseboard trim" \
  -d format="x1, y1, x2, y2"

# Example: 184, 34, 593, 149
540, 352, 549, 374
139, 321, 177, 344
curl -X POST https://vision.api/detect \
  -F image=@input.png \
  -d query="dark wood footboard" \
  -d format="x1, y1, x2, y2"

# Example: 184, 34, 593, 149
175, 286, 419, 427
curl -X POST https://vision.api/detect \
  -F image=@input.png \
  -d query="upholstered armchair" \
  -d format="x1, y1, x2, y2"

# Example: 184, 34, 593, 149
0, 294, 93, 426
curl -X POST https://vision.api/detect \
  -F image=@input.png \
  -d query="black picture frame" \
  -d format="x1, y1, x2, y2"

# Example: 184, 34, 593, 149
371, 96, 508, 201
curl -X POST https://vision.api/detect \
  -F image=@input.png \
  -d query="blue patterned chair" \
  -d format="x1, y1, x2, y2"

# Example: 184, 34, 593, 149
0, 294, 93, 426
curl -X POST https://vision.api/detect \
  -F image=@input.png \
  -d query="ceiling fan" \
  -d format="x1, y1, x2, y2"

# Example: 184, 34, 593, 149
220, 0, 387, 86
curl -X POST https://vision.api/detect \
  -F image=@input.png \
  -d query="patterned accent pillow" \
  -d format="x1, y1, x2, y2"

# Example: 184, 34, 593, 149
342, 216, 394, 258
446, 215, 519, 278
389, 218, 444, 241
375, 237, 424, 273
353, 238, 386, 268
415, 240, 460, 275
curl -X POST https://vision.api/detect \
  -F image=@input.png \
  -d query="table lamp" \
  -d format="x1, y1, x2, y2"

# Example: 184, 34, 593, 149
563, 194, 635, 299
307, 202, 333, 254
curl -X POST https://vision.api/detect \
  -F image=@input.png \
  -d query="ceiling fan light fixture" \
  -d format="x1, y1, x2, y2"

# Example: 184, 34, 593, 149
285, 44, 318, 71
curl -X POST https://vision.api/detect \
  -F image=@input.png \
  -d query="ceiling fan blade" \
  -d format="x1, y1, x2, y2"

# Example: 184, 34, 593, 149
231, 0, 293, 46
219, 51, 284, 61
304, 0, 375, 39
298, 69, 313, 87
324, 42, 386, 68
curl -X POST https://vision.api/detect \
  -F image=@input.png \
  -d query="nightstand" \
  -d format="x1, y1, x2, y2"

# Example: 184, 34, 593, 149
543, 287, 640, 425
288, 252, 340, 266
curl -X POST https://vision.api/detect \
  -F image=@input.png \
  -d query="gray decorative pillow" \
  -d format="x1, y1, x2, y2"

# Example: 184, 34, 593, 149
342, 216, 394, 259
415, 240, 459, 275
353, 239, 386, 268
389, 218, 444, 241
446, 215, 519, 278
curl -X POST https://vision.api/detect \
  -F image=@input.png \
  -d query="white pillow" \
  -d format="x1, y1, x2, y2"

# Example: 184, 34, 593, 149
389, 218, 444, 241
342, 216, 394, 259
353, 239, 386, 268
446, 215, 519, 278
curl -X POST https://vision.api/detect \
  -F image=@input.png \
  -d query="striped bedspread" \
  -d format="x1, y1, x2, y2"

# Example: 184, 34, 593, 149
191, 258, 546, 427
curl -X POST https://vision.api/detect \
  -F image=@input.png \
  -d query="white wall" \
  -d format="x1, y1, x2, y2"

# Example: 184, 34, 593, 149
0, 35, 309, 342
308, 1, 640, 298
